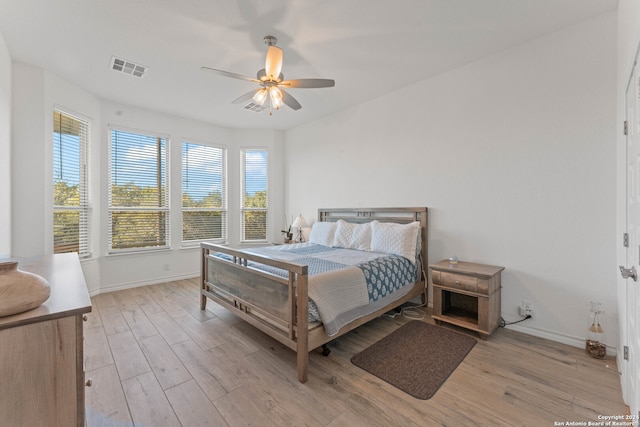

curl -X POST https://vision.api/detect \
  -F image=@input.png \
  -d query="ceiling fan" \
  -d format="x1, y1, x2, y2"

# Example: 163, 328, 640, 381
201, 35, 335, 115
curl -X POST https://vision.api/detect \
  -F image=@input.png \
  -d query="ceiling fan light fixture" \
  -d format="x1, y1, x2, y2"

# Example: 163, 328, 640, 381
253, 88, 268, 105
269, 86, 283, 109
202, 34, 334, 115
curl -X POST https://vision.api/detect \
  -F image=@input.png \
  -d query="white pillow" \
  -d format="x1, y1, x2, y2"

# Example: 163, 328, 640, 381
308, 222, 337, 246
370, 221, 420, 264
332, 220, 373, 251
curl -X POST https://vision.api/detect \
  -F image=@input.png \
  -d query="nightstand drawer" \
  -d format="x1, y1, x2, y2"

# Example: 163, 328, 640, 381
441, 272, 478, 293
432, 270, 441, 284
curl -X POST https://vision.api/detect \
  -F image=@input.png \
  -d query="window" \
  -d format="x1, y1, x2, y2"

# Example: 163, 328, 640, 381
53, 109, 90, 257
182, 142, 226, 244
109, 128, 169, 252
241, 149, 268, 242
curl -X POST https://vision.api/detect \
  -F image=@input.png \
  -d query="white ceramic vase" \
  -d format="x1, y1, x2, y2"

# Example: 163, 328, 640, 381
0, 261, 50, 317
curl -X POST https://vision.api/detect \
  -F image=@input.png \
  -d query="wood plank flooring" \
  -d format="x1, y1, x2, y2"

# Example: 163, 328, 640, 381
84, 278, 629, 426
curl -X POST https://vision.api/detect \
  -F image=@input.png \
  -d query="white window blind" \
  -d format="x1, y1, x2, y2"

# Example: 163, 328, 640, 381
241, 149, 268, 242
109, 128, 169, 252
53, 110, 90, 257
182, 142, 226, 244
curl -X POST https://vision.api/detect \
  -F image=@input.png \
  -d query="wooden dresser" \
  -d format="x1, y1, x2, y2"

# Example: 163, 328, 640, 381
0, 253, 92, 427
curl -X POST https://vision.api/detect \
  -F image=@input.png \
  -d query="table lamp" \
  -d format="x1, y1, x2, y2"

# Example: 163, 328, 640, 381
292, 214, 308, 242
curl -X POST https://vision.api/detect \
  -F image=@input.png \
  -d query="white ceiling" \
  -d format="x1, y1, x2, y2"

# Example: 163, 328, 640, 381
0, 0, 617, 130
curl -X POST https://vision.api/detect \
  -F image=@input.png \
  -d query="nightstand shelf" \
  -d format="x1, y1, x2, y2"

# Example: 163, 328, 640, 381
430, 260, 504, 339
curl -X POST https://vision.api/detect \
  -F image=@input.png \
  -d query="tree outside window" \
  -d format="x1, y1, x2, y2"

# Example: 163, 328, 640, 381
108, 128, 169, 252
241, 149, 268, 242
53, 110, 90, 257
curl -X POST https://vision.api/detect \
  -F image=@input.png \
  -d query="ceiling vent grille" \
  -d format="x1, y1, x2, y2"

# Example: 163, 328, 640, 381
110, 56, 147, 78
243, 102, 267, 113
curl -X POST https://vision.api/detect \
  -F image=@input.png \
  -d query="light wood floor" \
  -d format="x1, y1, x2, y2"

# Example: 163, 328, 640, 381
84, 278, 628, 427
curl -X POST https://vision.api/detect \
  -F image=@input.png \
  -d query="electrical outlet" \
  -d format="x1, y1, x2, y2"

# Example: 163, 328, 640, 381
519, 300, 534, 318
589, 301, 604, 315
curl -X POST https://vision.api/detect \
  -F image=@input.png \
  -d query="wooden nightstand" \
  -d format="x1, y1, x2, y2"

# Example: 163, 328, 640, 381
430, 260, 504, 339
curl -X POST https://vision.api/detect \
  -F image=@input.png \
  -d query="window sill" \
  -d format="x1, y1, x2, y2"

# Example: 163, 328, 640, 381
106, 247, 173, 258
179, 245, 206, 251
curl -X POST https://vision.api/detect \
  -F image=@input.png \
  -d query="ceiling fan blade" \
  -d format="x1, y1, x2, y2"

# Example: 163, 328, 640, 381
264, 46, 283, 80
280, 88, 302, 110
232, 89, 260, 105
279, 79, 335, 88
201, 67, 261, 83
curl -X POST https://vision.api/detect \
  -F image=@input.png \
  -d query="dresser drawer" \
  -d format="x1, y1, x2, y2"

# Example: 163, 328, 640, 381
441, 272, 478, 293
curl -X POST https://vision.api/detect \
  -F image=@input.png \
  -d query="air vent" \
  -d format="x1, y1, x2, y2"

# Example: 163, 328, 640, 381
110, 56, 147, 78
243, 102, 267, 113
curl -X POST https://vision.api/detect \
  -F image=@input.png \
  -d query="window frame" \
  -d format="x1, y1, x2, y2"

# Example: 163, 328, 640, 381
52, 108, 91, 258
240, 148, 269, 243
181, 140, 227, 246
108, 125, 171, 254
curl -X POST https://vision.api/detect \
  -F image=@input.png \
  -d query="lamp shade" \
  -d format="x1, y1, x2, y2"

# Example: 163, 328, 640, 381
252, 88, 268, 105
292, 215, 307, 228
269, 86, 283, 109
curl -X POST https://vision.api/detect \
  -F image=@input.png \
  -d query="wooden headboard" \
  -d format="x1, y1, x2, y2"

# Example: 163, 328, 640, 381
317, 207, 428, 282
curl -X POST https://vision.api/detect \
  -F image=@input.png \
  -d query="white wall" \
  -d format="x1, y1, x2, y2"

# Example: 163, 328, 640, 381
285, 13, 617, 349
0, 31, 11, 257
616, 0, 640, 412
11, 63, 46, 257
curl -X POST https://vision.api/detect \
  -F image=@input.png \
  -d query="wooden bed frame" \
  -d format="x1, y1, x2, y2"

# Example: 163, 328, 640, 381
200, 207, 428, 383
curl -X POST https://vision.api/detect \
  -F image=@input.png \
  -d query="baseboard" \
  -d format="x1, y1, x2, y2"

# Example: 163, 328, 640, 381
506, 322, 618, 357
89, 272, 200, 297
617, 352, 629, 405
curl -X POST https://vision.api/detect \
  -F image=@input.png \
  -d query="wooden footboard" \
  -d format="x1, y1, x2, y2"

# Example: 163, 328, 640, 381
201, 207, 428, 383
201, 242, 311, 381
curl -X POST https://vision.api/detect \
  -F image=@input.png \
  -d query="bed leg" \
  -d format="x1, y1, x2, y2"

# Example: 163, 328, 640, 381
201, 247, 208, 311
297, 350, 309, 383
296, 274, 309, 383
321, 344, 331, 357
